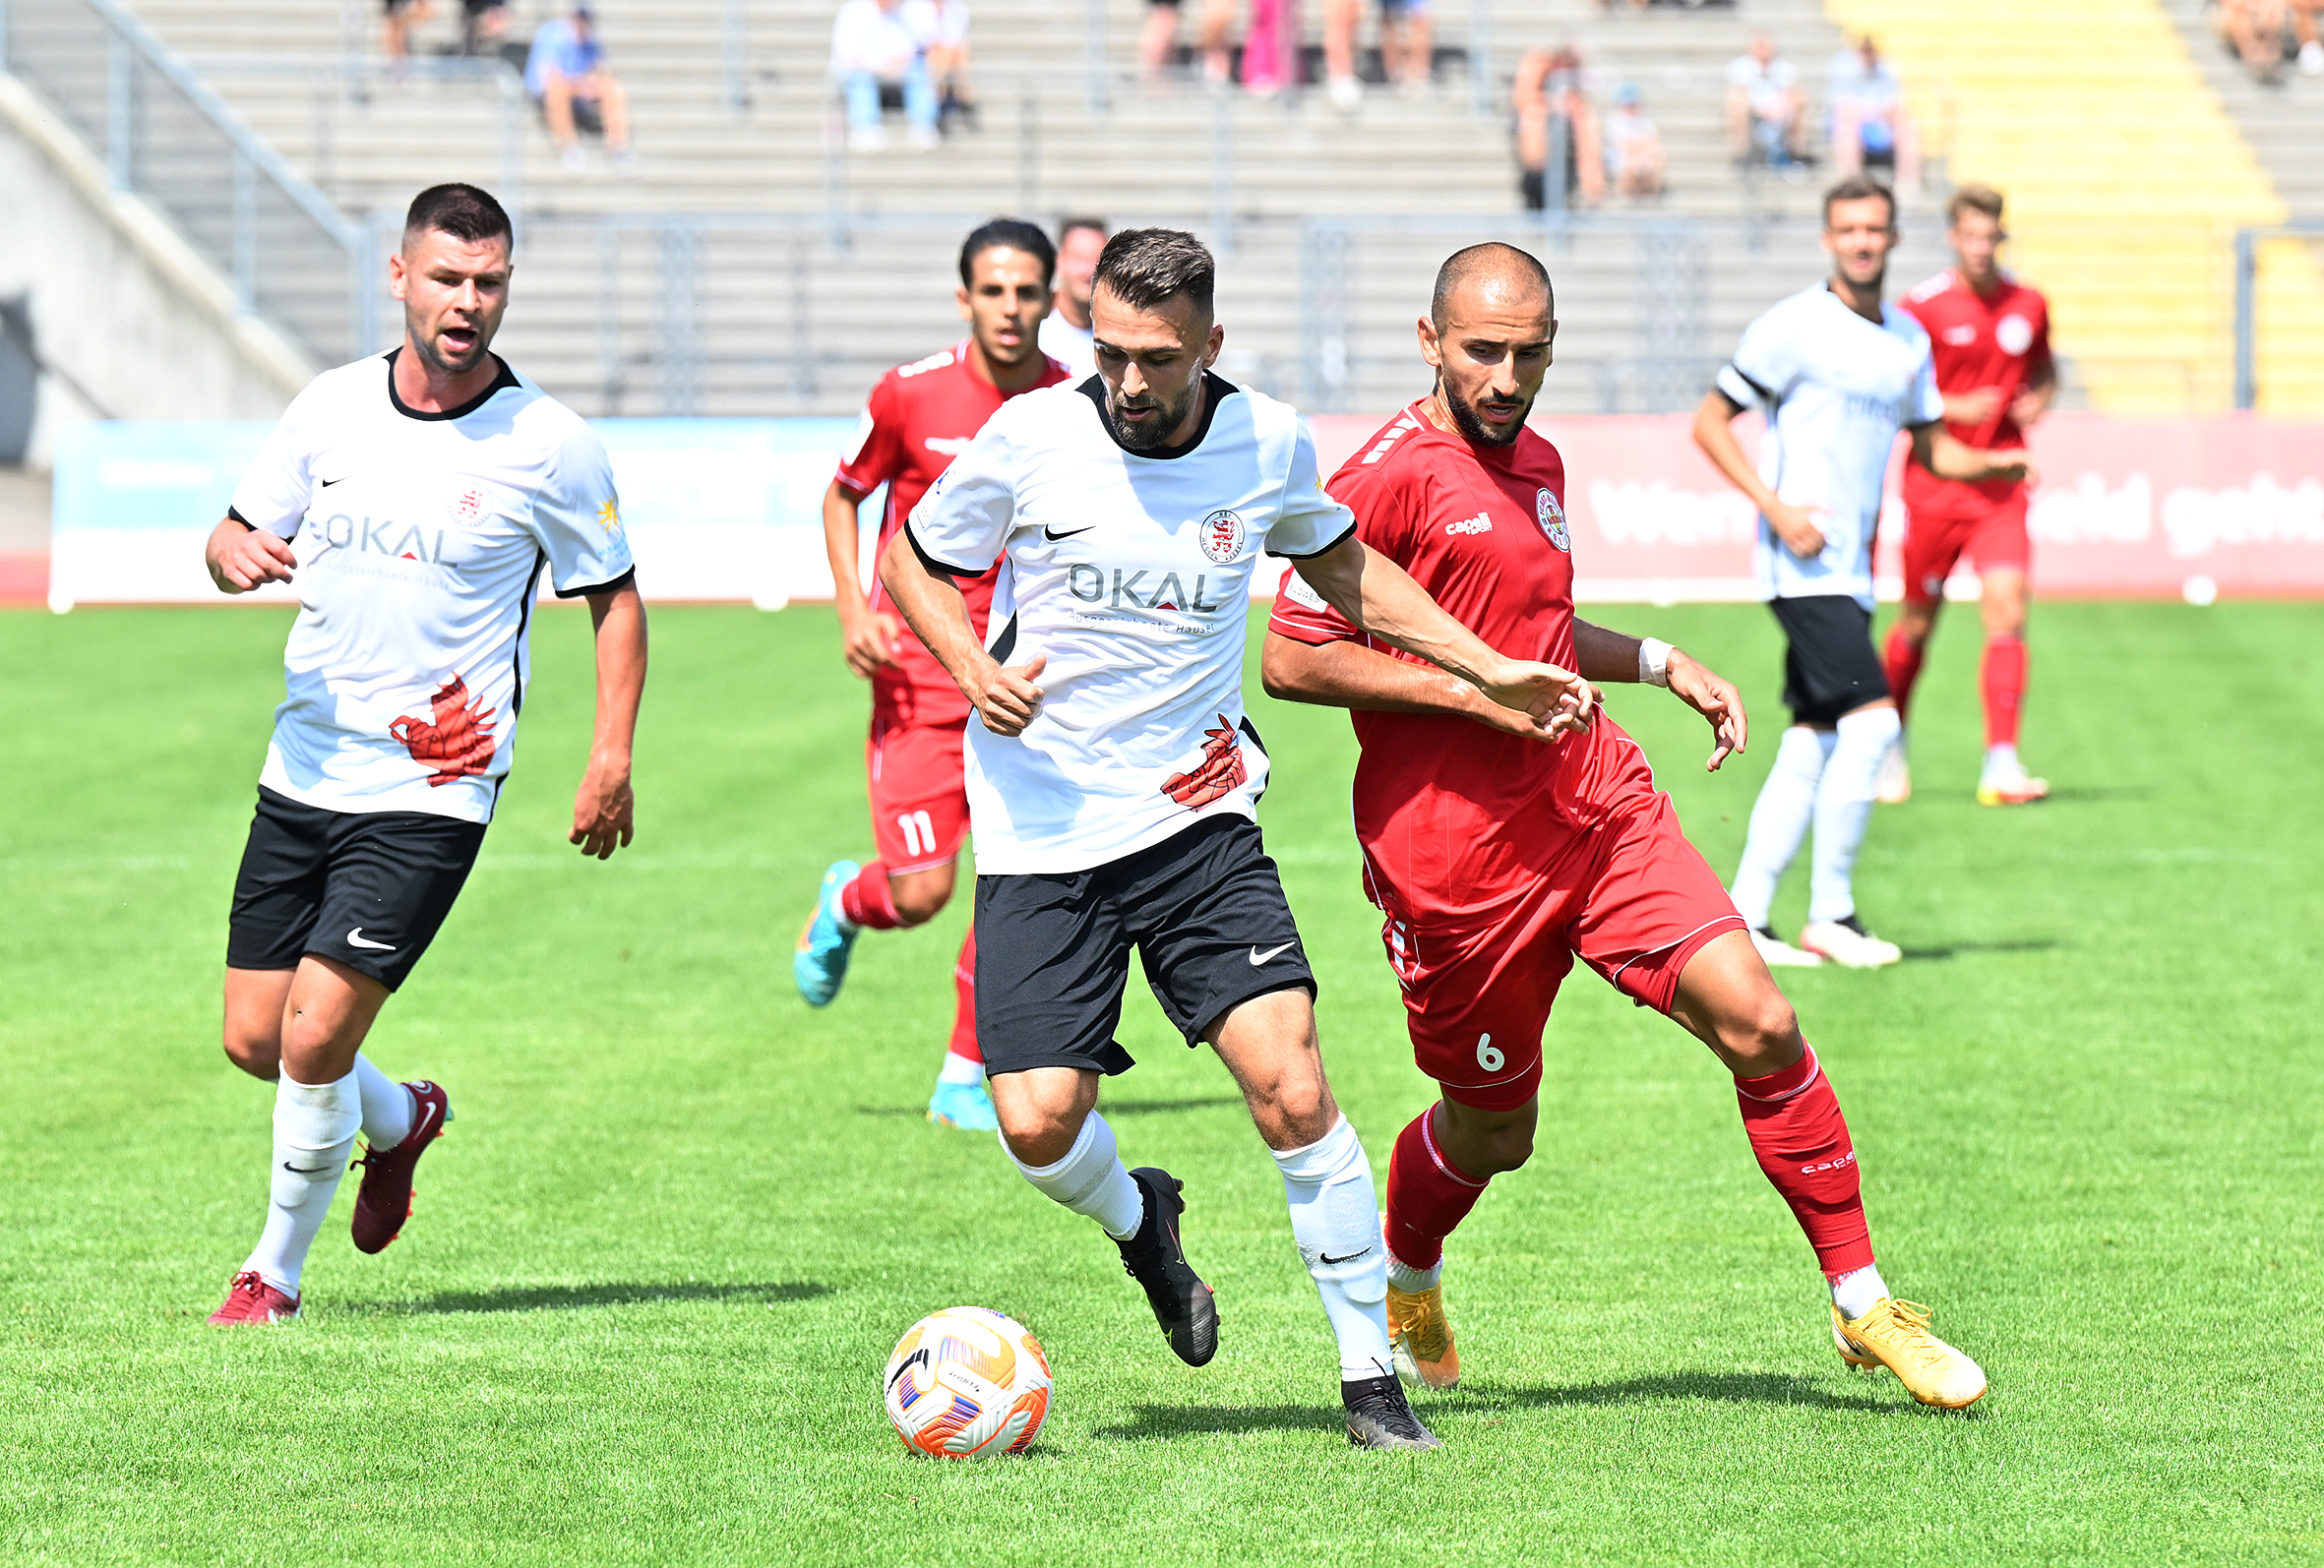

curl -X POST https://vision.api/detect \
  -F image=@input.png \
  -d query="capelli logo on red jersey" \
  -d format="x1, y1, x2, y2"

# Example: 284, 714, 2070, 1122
1444, 512, 1492, 536
1800, 1150, 1857, 1176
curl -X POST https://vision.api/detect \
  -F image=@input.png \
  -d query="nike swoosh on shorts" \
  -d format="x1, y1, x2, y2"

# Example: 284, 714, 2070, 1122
346, 928, 398, 952
1250, 942, 1296, 965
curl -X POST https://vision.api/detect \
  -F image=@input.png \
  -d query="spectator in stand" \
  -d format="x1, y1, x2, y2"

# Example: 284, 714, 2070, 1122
915, 0, 977, 128
2216, 0, 2303, 80
1726, 32, 1804, 171
1604, 83, 1665, 201
830, 0, 939, 151
1827, 34, 1918, 187
2300, 0, 2324, 73
461, 0, 512, 58
384, 0, 433, 63
1321, 0, 1362, 110
1138, 0, 1236, 84
1379, 0, 1434, 92
1513, 45, 1604, 211
526, 8, 635, 171
1039, 217, 1106, 377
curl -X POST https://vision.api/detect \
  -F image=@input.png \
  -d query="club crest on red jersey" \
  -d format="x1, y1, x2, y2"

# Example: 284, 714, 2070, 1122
1995, 314, 2035, 355
1199, 509, 1246, 564
1536, 488, 1570, 552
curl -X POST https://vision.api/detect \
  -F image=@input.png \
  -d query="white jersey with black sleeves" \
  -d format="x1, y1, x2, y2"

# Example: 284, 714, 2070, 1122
906, 373, 1355, 874
227, 348, 634, 824
1715, 282, 1942, 609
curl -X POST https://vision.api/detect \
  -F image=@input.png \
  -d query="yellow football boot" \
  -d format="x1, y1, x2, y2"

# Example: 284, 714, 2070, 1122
1385, 1281, 1461, 1391
1831, 1297, 1987, 1409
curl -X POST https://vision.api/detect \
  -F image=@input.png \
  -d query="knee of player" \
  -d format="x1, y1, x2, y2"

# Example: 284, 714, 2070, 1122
1725, 993, 1803, 1073
220, 1026, 280, 1081
1476, 1120, 1536, 1175
994, 1098, 1081, 1166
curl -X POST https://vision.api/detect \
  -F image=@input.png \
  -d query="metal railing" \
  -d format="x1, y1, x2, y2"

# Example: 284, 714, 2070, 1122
0, 0, 369, 368
2233, 223, 2324, 411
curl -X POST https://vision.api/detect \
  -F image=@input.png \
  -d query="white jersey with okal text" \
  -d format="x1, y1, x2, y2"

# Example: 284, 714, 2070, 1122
228, 349, 635, 824
1716, 282, 1942, 609
908, 374, 1355, 874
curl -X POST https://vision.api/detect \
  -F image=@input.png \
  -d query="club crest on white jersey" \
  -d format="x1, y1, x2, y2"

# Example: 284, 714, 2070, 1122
1200, 509, 1246, 563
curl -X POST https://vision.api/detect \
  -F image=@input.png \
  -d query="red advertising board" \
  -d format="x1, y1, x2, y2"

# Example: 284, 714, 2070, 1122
1310, 411, 2324, 602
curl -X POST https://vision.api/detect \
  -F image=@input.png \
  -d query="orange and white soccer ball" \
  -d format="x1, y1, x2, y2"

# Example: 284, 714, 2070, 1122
883, 1306, 1052, 1459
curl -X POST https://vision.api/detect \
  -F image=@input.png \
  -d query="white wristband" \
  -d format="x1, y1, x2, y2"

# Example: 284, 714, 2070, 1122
1638, 637, 1674, 688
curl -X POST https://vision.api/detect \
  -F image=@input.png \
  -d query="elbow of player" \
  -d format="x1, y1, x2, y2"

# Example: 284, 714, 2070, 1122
1257, 638, 1311, 703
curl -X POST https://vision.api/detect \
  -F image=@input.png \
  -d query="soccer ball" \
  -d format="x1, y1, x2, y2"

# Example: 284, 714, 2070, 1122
883, 1306, 1052, 1459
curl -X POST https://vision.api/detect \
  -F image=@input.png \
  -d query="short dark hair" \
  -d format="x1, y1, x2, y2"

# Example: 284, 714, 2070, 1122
1822, 173, 1897, 228
1431, 241, 1553, 328
403, 183, 512, 250
1092, 227, 1216, 316
1947, 183, 2004, 226
958, 218, 1057, 287
1058, 215, 1108, 245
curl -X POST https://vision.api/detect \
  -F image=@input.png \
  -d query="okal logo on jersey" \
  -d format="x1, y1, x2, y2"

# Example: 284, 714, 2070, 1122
1199, 509, 1246, 564
1537, 488, 1570, 552
313, 513, 452, 565
1066, 565, 1226, 613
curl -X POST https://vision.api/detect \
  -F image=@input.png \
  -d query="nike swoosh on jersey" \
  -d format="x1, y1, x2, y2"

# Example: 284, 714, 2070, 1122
346, 928, 398, 952
1043, 525, 1095, 541
319, 474, 350, 488
1250, 942, 1296, 965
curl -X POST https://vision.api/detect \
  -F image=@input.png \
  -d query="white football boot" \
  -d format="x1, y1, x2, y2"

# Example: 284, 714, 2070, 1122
1799, 917, 1903, 969
1750, 926, 1824, 968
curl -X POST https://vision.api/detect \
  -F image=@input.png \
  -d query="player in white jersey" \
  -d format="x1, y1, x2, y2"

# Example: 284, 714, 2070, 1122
200, 184, 647, 1324
883, 228, 1593, 1449
1693, 176, 2031, 971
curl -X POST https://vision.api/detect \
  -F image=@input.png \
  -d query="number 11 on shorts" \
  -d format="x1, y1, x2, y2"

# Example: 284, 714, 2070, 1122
897, 810, 937, 859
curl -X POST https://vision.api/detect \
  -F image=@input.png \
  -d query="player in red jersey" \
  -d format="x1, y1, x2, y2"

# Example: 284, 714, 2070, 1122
794, 218, 1074, 1131
1261, 244, 1988, 1409
1886, 184, 2055, 807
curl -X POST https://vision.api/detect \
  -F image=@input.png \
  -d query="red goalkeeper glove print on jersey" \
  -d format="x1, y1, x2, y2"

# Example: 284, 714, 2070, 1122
389, 675, 499, 786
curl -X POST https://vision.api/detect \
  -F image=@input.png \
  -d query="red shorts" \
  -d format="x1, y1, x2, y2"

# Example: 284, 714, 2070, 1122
1372, 792, 1745, 1113
868, 716, 970, 874
1902, 492, 2030, 607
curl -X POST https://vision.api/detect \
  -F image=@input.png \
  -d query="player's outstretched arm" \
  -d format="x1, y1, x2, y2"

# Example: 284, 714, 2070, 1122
1259, 632, 1562, 741
1913, 422, 2037, 488
1574, 619, 1747, 771
204, 515, 296, 594
1690, 391, 1826, 559
876, 530, 1046, 737
820, 478, 899, 679
1291, 536, 1594, 739
571, 580, 646, 860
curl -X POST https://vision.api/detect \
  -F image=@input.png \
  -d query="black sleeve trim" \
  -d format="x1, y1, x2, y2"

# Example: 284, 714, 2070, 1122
1266, 519, 1359, 563
226, 507, 255, 530
555, 566, 637, 600
1714, 387, 1749, 416
905, 518, 983, 579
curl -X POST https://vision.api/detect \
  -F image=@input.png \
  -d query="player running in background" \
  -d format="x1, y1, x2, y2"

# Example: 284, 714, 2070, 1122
1694, 175, 2033, 971
794, 218, 1072, 1133
883, 228, 1589, 1448
1038, 215, 1107, 378
200, 183, 646, 1325
1884, 183, 2055, 807
1264, 242, 1988, 1412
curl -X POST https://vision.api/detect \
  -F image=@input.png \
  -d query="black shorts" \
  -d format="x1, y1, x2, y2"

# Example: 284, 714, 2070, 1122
226, 787, 487, 993
974, 816, 1316, 1078
1768, 595, 1890, 726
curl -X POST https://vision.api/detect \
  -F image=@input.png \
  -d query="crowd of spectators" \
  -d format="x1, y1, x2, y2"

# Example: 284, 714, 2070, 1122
830, 0, 976, 151
2213, 0, 2324, 81
1511, 44, 1664, 210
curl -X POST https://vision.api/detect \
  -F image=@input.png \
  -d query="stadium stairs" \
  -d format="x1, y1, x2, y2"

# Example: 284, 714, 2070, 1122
1824, 0, 2324, 415
119, 0, 1945, 417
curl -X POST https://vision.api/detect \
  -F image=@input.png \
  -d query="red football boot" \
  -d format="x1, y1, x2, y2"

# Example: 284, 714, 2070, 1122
350, 1079, 452, 1255
209, 1270, 300, 1325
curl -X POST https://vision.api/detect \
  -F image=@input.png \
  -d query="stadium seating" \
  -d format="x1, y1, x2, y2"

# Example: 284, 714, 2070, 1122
1826, 0, 2324, 415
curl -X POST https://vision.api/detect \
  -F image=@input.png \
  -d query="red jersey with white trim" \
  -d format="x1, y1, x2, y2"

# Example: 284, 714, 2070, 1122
1265, 400, 1663, 927
1898, 269, 2050, 513
835, 341, 1072, 727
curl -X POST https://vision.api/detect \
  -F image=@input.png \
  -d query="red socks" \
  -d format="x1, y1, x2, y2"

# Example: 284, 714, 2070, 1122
1383, 1106, 1490, 1272
947, 927, 981, 1065
838, 862, 902, 931
1981, 635, 2027, 748
1882, 625, 1926, 723
1734, 1047, 1874, 1278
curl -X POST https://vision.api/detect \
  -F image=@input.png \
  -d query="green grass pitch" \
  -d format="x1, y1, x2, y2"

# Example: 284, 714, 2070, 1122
0, 598, 2317, 1566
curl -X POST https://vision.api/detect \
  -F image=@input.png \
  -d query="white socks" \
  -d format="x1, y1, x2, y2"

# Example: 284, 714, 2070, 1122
1830, 1261, 1891, 1321
351, 1053, 414, 1151
1006, 1112, 1144, 1240
937, 1052, 983, 1087
1808, 706, 1900, 925
1731, 725, 1835, 929
1983, 742, 2021, 784
243, 1070, 362, 1295
1272, 1116, 1395, 1381
1386, 1254, 1442, 1293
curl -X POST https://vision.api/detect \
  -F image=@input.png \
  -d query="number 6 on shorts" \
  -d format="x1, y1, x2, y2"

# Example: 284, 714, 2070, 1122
1476, 1033, 1504, 1072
